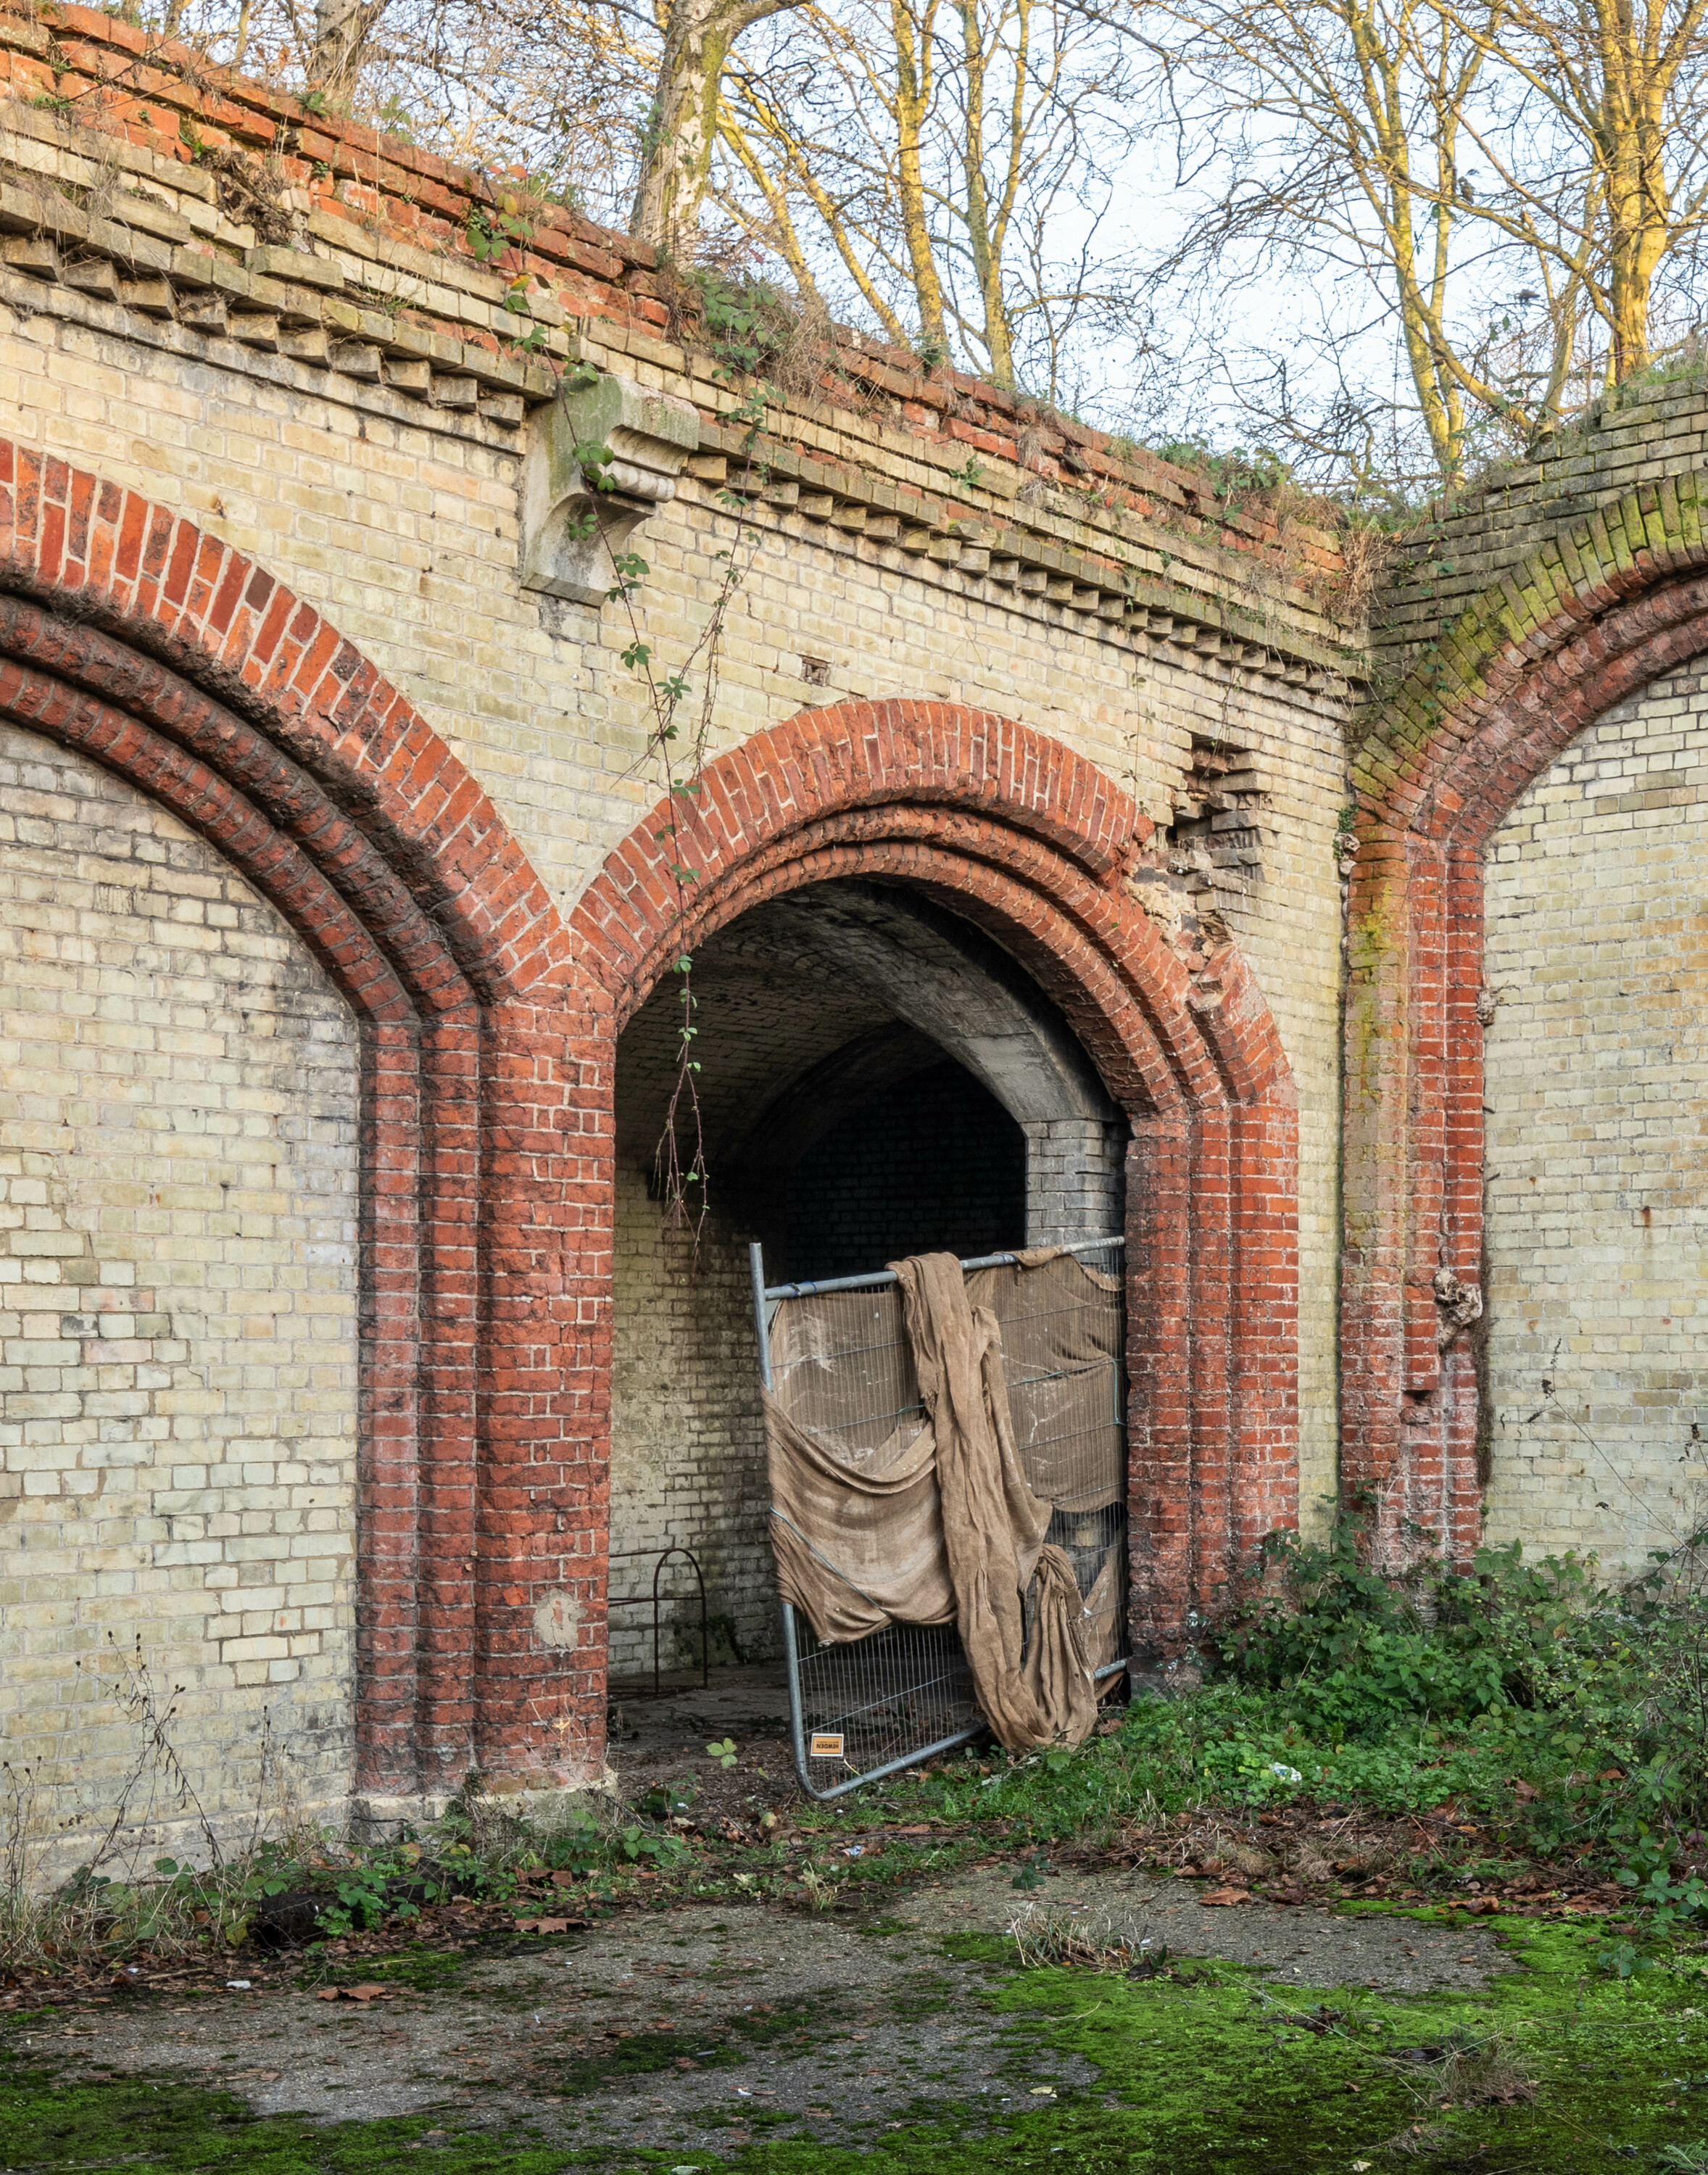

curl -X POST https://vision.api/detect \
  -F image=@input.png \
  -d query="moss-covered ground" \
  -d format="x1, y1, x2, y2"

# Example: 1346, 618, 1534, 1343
6, 1912, 1705, 2174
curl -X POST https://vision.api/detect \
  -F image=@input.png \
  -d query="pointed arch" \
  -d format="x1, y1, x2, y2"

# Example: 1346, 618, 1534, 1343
1343, 473, 1708, 1559
572, 698, 1300, 1647
0, 442, 594, 1815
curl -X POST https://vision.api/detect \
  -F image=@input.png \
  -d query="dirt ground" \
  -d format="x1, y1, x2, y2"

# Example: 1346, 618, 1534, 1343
26, 1860, 1508, 2165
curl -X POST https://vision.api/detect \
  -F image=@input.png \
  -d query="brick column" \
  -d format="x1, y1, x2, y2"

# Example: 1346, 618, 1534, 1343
471, 1000, 613, 1789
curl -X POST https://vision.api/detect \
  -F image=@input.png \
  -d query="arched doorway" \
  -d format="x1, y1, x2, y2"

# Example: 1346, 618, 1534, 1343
608, 879, 1129, 1682
575, 697, 1301, 1684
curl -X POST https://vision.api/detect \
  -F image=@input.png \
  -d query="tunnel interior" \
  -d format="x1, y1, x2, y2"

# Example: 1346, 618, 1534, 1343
608, 879, 1129, 1683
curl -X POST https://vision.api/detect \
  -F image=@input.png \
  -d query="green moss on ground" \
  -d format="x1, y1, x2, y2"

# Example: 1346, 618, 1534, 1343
709, 1918, 1708, 2174
6, 1917, 1707, 2173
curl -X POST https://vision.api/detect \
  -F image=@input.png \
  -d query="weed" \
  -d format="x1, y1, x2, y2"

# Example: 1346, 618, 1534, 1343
1008, 1905, 1172, 1979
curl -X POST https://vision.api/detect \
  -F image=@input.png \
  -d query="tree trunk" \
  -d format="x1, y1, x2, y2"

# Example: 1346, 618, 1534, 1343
633, 0, 795, 256
307, 0, 389, 102
890, 0, 948, 350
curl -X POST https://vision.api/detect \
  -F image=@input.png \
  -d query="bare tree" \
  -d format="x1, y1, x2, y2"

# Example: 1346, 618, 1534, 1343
1140, 0, 1708, 486
716, 0, 1145, 389
629, 0, 806, 254
306, 0, 392, 96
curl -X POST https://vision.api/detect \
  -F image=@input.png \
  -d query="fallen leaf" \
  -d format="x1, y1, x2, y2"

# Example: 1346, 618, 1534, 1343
1511, 1780, 1538, 1802
515, 1917, 576, 1935
1200, 1886, 1253, 1907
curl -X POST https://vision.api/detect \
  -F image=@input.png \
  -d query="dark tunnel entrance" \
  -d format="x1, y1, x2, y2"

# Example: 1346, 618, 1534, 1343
608, 879, 1127, 1686
783, 1056, 1025, 1280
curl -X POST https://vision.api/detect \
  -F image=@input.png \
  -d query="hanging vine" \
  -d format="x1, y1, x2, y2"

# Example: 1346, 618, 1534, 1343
567, 283, 782, 1239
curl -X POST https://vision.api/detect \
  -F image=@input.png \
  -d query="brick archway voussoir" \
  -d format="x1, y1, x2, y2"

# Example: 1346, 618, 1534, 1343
0, 447, 609, 1811
576, 700, 1293, 1119
1352, 471, 1708, 847
0, 439, 573, 1005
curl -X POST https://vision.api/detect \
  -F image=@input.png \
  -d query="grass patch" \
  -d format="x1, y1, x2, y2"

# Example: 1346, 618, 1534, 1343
0, 2059, 584, 2174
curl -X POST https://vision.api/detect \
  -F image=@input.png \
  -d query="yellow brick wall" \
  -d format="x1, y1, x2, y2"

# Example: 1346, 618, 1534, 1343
0, 262, 1352, 1736
1482, 659, 1708, 1568
0, 720, 360, 1849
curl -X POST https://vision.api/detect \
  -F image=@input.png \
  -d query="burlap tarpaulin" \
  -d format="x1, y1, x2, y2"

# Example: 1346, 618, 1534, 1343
764, 1248, 1104, 1749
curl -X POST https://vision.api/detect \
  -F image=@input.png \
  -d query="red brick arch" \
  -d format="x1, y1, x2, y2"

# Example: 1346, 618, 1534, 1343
0, 442, 597, 1815
573, 701, 1301, 1650
0, 444, 1301, 1815
1343, 475, 1708, 1561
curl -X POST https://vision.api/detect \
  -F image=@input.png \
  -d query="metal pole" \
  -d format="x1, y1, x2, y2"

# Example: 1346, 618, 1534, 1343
761, 1230, 1124, 1303
748, 1240, 774, 1391
780, 1598, 821, 1797
651, 1549, 663, 1699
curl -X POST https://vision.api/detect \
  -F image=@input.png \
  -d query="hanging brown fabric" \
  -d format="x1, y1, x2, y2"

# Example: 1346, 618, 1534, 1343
762, 1249, 1098, 1750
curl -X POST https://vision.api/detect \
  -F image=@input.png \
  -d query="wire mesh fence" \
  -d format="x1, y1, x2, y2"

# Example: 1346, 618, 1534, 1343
754, 1235, 1128, 1799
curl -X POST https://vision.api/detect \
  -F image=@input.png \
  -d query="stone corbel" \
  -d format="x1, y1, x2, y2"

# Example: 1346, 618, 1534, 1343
521, 372, 700, 605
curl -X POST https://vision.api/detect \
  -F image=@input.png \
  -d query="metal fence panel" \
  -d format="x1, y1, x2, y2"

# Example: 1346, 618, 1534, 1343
753, 1236, 1127, 1801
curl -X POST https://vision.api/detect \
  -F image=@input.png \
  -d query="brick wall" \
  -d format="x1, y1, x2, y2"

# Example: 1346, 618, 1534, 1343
1346, 375, 1708, 1563
1481, 657, 1708, 1567
0, 718, 359, 1842
785, 1061, 1027, 1282
608, 1172, 771, 1682
0, 11, 1340, 1809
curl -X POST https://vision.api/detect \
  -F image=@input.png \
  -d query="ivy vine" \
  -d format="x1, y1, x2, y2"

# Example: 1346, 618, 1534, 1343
568, 285, 780, 1238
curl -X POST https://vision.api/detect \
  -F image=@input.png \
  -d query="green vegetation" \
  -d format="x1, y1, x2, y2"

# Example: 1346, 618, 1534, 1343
10, 1525, 1707, 1986
6, 1915, 1707, 2171
842, 1524, 1708, 1908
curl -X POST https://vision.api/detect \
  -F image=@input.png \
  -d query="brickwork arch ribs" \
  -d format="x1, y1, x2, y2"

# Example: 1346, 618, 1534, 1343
0, 442, 594, 1817
1344, 471, 1708, 1561
576, 699, 1301, 1651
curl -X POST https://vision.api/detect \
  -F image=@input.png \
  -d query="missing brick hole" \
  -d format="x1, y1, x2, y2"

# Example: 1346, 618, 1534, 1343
1163, 735, 1268, 885
800, 655, 831, 687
